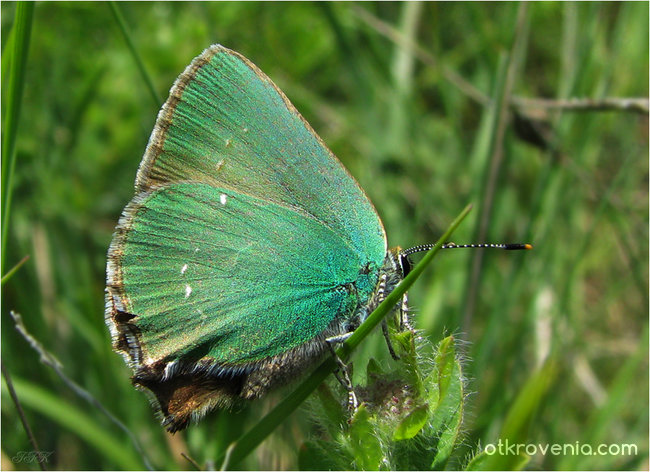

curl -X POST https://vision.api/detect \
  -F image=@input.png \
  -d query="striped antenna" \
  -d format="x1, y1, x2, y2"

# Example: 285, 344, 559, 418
398, 242, 531, 276
401, 242, 532, 257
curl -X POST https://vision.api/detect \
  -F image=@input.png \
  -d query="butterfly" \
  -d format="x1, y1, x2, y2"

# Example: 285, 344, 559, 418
105, 45, 414, 432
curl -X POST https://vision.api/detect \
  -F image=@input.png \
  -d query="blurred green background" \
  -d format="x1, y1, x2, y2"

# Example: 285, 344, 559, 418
2, 2, 647, 470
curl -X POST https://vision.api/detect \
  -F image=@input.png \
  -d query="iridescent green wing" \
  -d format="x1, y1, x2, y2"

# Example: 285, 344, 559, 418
109, 182, 365, 365
136, 45, 385, 259
108, 45, 386, 368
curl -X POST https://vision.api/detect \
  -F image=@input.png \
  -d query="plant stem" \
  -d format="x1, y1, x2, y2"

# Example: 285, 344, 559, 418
219, 204, 473, 467
108, 1, 161, 107
1, 1, 34, 273
1, 361, 46, 471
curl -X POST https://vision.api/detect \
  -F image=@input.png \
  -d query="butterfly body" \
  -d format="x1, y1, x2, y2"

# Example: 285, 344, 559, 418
106, 45, 406, 432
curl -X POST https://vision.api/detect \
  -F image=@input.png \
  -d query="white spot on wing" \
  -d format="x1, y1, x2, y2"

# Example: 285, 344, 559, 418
181, 264, 188, 274
242, 127, 249, 133
220, 193, 228, 205
185, 284, 192, 298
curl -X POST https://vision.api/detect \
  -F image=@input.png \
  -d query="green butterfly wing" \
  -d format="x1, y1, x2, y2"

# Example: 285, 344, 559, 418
107, 45, 387, 371
136, 44, 385, 259
112, 182, 369, 365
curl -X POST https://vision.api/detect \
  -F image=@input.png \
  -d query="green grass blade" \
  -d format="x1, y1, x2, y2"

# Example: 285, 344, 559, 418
108, 1, 161, 107
1, 19, 15, 79
1, 254, 29, 284
1, 377, 146, 470
219, 203, 473, 467
463, 3, 529, 331
473, 360, 557, 471
1, 1, 34, 272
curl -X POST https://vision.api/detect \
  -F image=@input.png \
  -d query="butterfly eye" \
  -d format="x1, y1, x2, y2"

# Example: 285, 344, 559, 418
398, 254, 413, 278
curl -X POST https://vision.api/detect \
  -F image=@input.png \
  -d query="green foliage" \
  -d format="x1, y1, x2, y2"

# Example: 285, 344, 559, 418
2, 2, 647, 470
300, 334, 466, 470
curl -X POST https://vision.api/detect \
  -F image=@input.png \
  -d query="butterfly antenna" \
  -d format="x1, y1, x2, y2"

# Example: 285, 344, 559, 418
401, 242, 532, 257
397, 242, 531, 277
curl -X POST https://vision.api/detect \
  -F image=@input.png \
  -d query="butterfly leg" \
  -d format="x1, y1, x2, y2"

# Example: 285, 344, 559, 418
325, 331, 353, 344
381, 284, 416, 359
399, 292, 414, 333
382, 318, 400, 360
373, 272, 403, 360
325, 336, 358, 410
